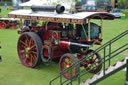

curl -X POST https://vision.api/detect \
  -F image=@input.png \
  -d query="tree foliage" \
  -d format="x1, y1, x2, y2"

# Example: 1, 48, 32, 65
117, 0, 128, 8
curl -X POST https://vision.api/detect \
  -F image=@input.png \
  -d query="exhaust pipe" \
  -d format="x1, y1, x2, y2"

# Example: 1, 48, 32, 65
31, 4, 65, 14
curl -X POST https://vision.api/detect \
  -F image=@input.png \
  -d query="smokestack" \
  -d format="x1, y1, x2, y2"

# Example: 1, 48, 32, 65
31, 4, 65, 14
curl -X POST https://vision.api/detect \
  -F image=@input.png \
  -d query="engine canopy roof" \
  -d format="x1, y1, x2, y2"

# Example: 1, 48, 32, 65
8, 9, 114, 24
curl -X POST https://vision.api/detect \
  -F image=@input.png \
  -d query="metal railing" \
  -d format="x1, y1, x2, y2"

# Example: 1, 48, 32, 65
90, 58, 128, 85
49, 30, 128, 85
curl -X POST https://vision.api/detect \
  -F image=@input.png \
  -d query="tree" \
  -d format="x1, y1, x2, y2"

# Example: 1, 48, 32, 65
117, 0, 128, 8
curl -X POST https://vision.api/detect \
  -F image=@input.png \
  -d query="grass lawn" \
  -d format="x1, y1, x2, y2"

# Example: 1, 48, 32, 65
0, 6, 128, 85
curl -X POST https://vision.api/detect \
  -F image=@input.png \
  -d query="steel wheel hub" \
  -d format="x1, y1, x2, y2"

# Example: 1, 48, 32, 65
25, 48, 30, 54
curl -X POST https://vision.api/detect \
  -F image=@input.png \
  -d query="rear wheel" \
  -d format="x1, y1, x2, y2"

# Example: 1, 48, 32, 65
60, 53, 79, 80
84, 49, 102, 73
17, 32, 42, 68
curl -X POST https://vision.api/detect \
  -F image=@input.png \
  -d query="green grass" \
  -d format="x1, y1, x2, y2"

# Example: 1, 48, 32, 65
0, 6, 128, 85
0, 6, 13, 17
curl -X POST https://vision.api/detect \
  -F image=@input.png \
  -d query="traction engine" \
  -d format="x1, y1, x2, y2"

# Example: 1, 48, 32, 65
0, 18, 20, 29
8, 5, 114, 79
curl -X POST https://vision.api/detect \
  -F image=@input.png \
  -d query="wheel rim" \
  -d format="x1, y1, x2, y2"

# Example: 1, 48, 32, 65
18, 34, 38, 67
60, 55, 77, 79
1, 23, 6, 29
84, 50, 102, 73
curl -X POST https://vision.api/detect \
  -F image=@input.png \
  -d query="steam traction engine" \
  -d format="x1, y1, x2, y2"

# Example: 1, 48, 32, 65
8, 5, 114, 79
0, 18, 20, 29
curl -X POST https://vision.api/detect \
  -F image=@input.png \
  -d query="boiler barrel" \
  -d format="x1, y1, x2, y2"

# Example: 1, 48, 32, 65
59, 40, 91, 53
31, 4, 65, 14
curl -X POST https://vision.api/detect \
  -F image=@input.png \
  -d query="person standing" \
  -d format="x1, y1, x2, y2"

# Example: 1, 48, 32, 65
4, 3, 7, 10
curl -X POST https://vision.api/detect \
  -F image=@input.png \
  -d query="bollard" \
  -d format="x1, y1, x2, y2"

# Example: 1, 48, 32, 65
121, 14, 126, 20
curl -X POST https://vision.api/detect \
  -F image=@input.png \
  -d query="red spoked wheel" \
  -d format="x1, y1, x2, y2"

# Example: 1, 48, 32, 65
84, 49, 102, 73
1, 22, 7, 29
17, 32, 42, 68
60, 53, 79, 80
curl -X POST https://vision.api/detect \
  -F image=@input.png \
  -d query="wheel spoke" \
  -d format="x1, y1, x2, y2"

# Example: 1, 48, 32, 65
25, 35, 29, 43
31, 51, 37, 55
64, 60, 67, 64
84, 60, 89, 64
64, 59, 68, 64
34, 56, 37, 61
30, 44, 36, 50
90, 55, 94, 59
63, 64, 67, 67
94, 57, 97, 60
29, 39, 32, 47
69, 58, 72, 64
30, 47, 37, 51
89, 64, 93, 69
65, 58, 71, 64
24, 57, 27, 63
20, 50, 25, 53
32, 55, 37, 62
20, 40, 26, 47
29, 54, 33, 66
21, 44, 26, 49
25, 39, 28, 47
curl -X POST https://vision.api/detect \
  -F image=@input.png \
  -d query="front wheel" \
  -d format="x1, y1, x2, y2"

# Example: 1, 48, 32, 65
1, 22, 7, 29
17, 32, 42, 68
84, 49, 102, 73
59, 53, 79, 80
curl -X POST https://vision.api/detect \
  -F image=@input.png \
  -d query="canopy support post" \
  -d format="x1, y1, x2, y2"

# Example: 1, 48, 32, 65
88, 19, 91, 41
20, 19, 22, 28
101, 18, 103, 39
